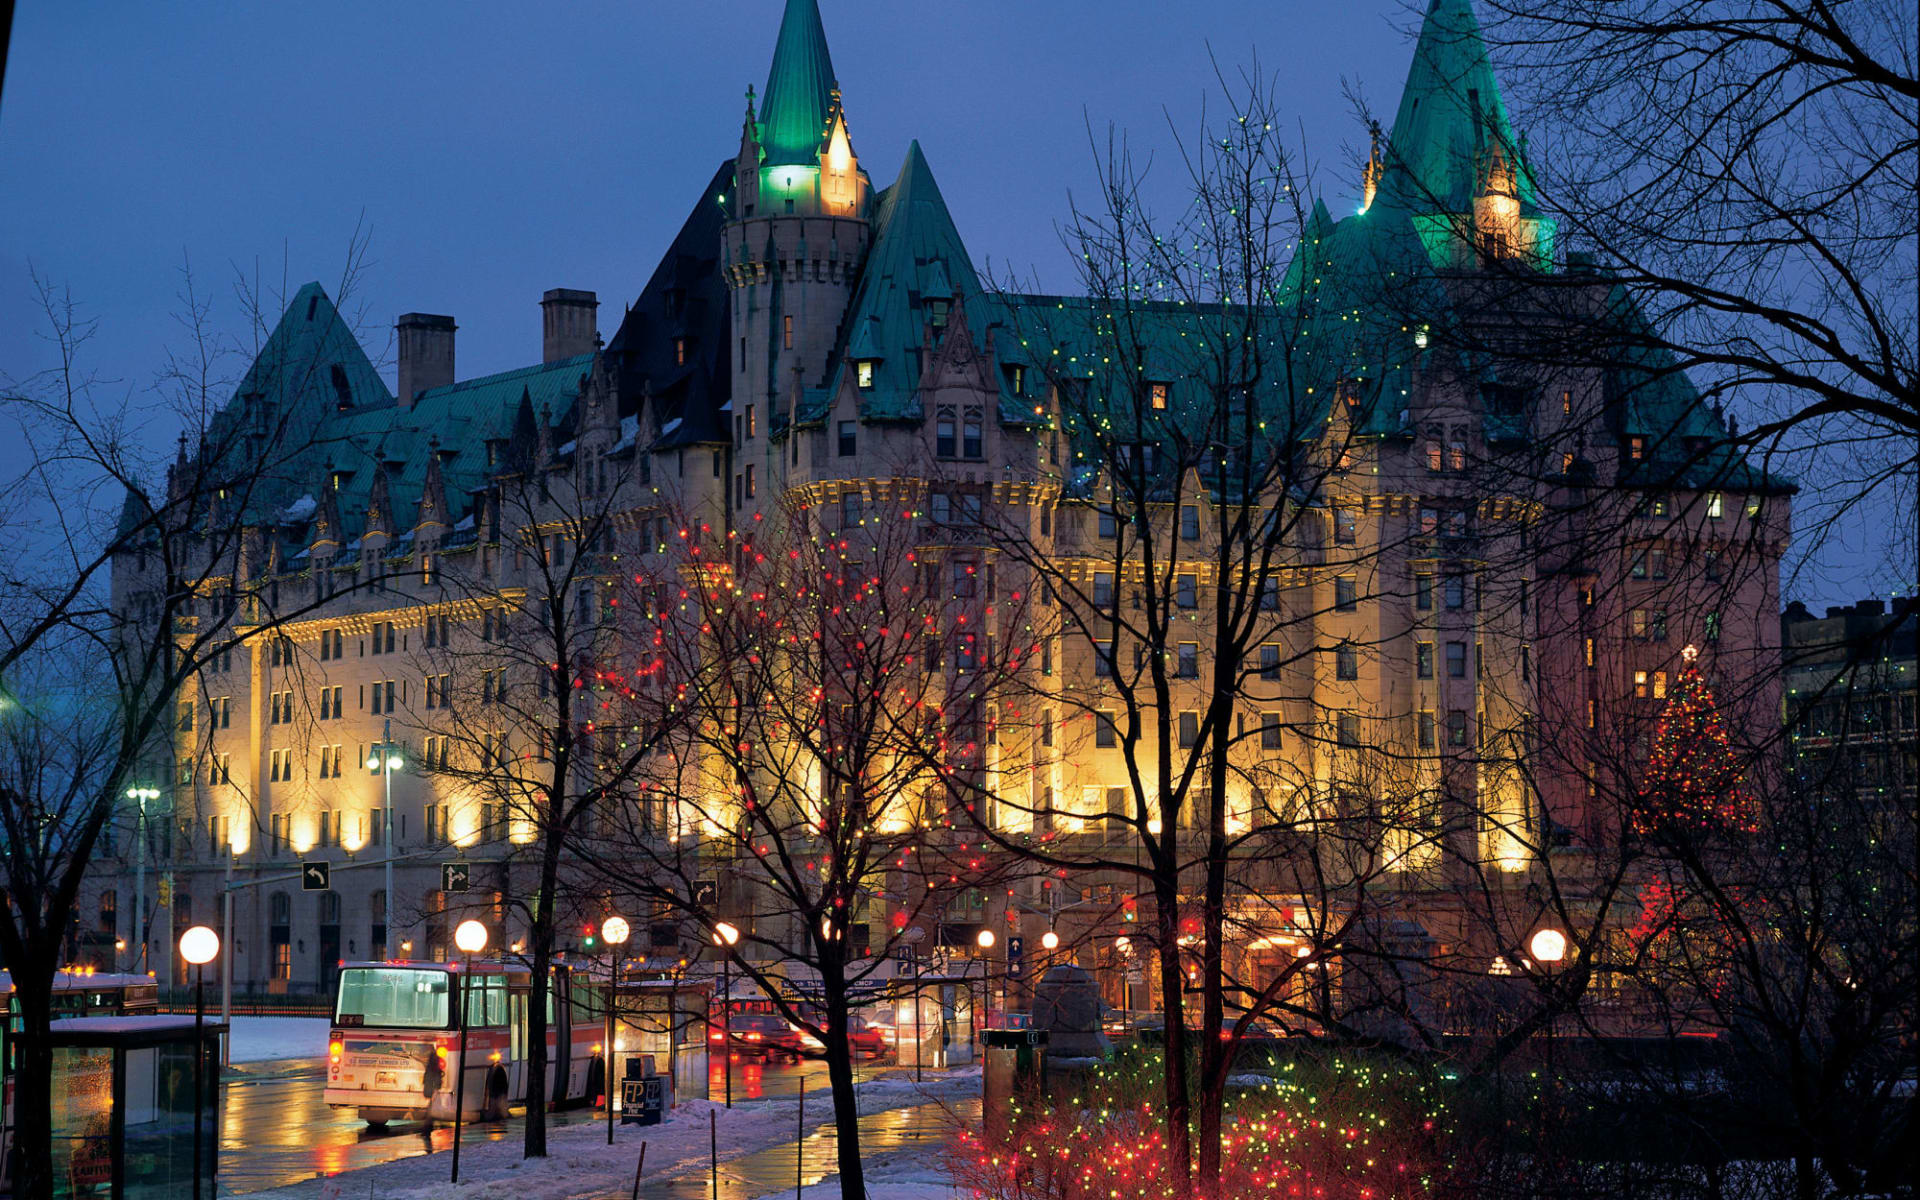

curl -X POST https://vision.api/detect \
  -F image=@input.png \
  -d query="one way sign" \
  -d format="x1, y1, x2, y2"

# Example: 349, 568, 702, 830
301, 861, 330, 891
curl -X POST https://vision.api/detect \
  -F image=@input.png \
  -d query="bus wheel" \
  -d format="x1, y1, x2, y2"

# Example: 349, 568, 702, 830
482, 1071, 510, 1121
585, 1057, 606, 1110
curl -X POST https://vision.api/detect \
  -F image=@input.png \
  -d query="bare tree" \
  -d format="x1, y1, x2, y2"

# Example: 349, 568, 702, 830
579, 492, 1020, 1200
0, 249, 379, 1200
1465, 0, 1918, 581
399, 377, 697, 1156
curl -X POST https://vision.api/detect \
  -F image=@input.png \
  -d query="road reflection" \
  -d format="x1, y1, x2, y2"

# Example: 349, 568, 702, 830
218, 1053, 910, 1194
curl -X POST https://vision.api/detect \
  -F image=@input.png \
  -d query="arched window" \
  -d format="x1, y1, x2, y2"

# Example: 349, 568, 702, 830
962, 408, 983, 459
935, 407, 957, 459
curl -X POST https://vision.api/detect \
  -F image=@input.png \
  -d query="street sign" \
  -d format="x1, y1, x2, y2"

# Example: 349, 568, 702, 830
441, 862, 471, 893
1007, 936, 1025, 978
301, 861, 329, 892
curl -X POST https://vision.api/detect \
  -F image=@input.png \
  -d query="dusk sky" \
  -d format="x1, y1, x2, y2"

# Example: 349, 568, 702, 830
0, 1, 1894, 606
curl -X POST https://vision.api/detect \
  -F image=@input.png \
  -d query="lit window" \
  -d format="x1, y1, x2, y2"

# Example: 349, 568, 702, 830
674, 338, 687, 366
856, 360, 875, 389
783, 315, 793, 349
1628, 436, 1644, 460
1149, 382, 1169, 410
1707, 492, 1723, 519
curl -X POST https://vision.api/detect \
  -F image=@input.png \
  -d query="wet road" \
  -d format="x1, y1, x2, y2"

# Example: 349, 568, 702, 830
216, 1055, 914, 1195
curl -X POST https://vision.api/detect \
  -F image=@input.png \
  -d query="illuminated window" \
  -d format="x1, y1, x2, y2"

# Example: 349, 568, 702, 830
1149, 382, 1169, 410
1628, 436, 1645, 460
783, 316, 793, 350
1416, 642, 1434, 679
674, 338, 687, 366
1707, 492, 1723, 519
856, 360, 875, 389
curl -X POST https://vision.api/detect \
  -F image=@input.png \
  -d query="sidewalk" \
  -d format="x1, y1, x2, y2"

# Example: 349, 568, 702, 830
249, 1066, 979, 1200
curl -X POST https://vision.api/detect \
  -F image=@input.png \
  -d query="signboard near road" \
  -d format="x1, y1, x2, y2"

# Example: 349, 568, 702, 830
441, 862, 471, 892
301, 861, 330, 892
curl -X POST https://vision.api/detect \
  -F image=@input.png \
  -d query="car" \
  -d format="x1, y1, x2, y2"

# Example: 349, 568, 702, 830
713, 1012, 804, 1061
844, 1013, 889, 1060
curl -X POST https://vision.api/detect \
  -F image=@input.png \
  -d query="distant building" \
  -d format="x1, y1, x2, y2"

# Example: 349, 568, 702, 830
1782, 598, 1918, 810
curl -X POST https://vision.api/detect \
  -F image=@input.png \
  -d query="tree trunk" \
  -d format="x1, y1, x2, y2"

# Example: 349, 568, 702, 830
1194, 736, 1232, 1190
1154, 872, 1192, 1198
9, 969, 54, 1200
820, 954, 867, 1200
521, 808, 567, 1159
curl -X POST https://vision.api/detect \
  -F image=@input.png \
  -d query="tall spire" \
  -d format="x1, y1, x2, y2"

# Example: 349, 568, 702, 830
1380, 0, 1526, 214
758, 0, 839, 168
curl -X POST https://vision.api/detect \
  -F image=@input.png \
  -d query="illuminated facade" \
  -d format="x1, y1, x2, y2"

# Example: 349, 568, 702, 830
97, 0, 1788, 1005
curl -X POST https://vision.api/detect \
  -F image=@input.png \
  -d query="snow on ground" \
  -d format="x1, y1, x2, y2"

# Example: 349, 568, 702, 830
257, 1065, 981, 1200
225, 1016, 333, 1064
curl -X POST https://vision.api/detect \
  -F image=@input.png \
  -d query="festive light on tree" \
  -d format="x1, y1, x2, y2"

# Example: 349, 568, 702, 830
1634, 646, 1758, 835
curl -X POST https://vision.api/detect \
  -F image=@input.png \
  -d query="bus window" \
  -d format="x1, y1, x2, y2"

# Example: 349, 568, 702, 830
335, 967, 451, 1029
463, 976, 507, 1027
570, 980, 599, 1024
510, 991, 527, 1062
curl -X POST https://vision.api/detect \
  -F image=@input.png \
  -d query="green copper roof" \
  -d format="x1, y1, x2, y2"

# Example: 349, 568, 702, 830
815, 141, 992, 422
757, 0, 838, 168
1378, 0, 1528, 215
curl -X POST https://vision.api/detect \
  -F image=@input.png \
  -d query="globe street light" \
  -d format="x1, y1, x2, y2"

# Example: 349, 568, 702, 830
976, 928, 998, 1036
179, 925, 219, 1200
600, 915, 631, 1143
712, 922, 740, 1108
366, 723, 403, 957
1529, 928, 1568, 1084
449, 919, 488, 1184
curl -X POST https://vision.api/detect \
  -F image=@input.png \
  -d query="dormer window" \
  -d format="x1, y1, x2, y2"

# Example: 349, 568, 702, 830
856, 360, 875, 390
928, 299, 950, 329
674, 338, 688, 366
1149, 382, 1169, 410
1628, 436, 1645, 461
1006, 364, 1025, 395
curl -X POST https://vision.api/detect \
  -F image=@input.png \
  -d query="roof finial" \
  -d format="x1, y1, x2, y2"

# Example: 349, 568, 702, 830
1361, 120, 1384, 214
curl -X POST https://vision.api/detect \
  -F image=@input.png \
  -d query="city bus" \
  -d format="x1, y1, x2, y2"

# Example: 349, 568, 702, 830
324, 960, 602, 1126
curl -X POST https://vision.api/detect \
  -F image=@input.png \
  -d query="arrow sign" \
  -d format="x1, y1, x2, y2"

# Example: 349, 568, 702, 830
1007, 936, 1025, 977
441, 862, 471, 893
301, 861, 330, 892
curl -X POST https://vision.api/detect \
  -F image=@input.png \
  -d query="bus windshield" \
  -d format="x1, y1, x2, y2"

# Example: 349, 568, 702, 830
334, 967, 452, 1030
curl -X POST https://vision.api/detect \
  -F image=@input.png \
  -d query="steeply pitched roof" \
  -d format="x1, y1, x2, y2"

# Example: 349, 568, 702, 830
1378, 0, 1528, 215
757, 0, 838, 169
812, 141, 993, 423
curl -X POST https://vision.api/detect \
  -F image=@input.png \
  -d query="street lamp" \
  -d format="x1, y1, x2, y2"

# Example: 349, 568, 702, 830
1529, 928, 1568, 1085
365, 722, 403, 957
124, 785, 160, 974
179, 925, 220, 1200
976, 928, 997, 1036
712, 922, 739, 1108
601, 915, 631, 1143
449, 919, 488, 1185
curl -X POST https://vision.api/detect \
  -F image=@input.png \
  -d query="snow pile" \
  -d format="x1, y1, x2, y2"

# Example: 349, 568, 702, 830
226, 1016, 332, 1064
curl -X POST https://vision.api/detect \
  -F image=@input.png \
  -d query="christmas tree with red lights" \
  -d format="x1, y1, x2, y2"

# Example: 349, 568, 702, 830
1634, 646, 1759, 836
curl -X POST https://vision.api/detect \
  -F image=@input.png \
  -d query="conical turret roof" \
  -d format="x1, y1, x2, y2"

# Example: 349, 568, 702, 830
1379, 0, 1526, 214
758, 0, 839, 168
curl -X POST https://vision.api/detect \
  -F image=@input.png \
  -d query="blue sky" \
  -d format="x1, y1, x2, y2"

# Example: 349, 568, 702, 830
0, 1, 1899, 607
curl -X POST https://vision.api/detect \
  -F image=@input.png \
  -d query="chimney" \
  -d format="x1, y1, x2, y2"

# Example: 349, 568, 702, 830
396, 313, 457, 408
541, 288, 599, 362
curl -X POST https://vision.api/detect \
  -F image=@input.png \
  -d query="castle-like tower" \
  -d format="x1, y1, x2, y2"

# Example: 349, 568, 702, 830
725, 0, 873, 522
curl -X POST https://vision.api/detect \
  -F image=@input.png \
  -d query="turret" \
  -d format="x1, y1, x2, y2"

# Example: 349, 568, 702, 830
725, 0, 872, 515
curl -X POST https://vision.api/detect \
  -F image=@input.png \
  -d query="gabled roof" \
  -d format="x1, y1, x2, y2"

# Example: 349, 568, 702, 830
1377, 0, 1530, 216
757, 0, 838, 169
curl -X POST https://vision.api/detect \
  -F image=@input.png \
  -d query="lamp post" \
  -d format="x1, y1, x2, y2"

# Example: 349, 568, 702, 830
179, 925, 220, 1200
601, 915, 631, 1143
712, 922, 739, 1108
449, 919, 488, 1185
365, 723, 402, 957
1529, 928, 1568, 1087
975, 929, 997, 1036
125, 785, 159, 974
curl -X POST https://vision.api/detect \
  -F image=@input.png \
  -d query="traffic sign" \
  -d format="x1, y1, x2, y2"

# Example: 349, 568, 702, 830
441, 862, 471, 892
301, 861, 330, 892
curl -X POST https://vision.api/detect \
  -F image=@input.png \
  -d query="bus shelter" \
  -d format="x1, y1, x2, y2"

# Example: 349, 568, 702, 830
609, 977, 710, 1105
888, 972, 976, 1070
39, 1015, 223, 1199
